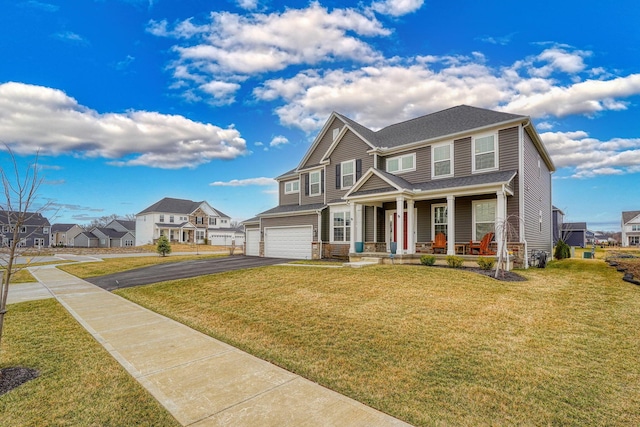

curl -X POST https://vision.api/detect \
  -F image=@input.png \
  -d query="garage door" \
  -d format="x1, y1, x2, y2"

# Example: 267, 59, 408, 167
245, 229, 260, 256
264, 226, 312, 259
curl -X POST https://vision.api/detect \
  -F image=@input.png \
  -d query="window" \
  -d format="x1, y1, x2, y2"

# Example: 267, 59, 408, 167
20, 226, 27, 233
169, 215, 174, 223
630, 236, 640, 245
432, 143, 453, 178
196, 217, 204, 225
196, 230, 205, 240
341, 160, 355, 189
332, 127, 341, 140
632, 224, 640, 231
34, 238, 44, 247
386, 153, 415, 174
473, 134, 498, 172
473, 200, 496, 241
285, 180, 299, 194
43, 227, 49, 234
209, 217, 217, 226
432, 204, 448, 239
309, 171, 321, 196
159, 214, 165, 222
124, 239, 134, 247
2, 226, 8, 233
332, 211, 351, 242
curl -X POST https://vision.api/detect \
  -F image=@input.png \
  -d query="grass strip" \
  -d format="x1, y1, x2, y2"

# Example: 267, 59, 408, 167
0, 299, 179, 426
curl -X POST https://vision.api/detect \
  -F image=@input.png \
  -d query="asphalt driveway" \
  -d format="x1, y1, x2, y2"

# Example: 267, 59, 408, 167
86, 256, 289, 291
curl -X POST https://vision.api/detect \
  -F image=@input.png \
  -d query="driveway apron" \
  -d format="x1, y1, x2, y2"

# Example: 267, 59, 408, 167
27, 265, 412, 427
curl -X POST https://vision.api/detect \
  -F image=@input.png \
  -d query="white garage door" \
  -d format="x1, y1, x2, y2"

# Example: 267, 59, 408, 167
264, 226, 312, 259
245, 229, 260, 256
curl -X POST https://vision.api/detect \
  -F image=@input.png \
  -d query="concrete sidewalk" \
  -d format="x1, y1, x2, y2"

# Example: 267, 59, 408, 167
24, 265, 412, 427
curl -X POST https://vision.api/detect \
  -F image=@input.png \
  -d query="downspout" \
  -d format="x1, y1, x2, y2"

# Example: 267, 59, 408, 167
519, 121, 528, 268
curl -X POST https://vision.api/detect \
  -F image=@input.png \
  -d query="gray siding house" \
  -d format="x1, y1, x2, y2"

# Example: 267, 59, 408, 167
247, 105, 555, 266
51, 224, 85, 247
621, 210, 640, 247
1, 211, 50, 248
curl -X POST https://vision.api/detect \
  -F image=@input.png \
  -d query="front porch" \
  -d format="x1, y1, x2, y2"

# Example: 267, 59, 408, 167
347, 241, 526, 268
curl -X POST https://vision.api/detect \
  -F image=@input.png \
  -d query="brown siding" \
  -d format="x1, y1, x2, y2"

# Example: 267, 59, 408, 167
454, 137, 472, 177
279, 180, 299, 206
300, 169, 325, 205
364, 206, 375, 241
301, 117, 343, 168
326, 130, 374, 202
455, 197, 473, 242
262, 214, 318, 230
381, 146, 431, 183
499, 127, 519, 170
522, 130, 552, 254
415, 201, 431, 241
359, 174, 391, 192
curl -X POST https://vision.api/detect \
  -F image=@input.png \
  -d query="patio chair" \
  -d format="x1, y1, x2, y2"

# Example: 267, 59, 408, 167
431, 232, 447, 254
469, 232, 496, 255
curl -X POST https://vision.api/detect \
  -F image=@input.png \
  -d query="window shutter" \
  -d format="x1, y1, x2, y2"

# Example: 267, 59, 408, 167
335, 164, 341, 189
356, 159, 362, 180
304, 173, 309, 196
321, 169, 325, 193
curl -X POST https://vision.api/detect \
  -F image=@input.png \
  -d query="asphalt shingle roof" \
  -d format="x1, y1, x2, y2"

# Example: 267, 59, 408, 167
622, 210, 640, 224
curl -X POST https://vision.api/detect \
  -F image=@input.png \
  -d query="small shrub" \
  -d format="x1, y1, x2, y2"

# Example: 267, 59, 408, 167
554, 239, 571, 260
477, 257, 495, 270
420, 255, 436, 266
446, 255, 464, 268
156, 235, 172, 257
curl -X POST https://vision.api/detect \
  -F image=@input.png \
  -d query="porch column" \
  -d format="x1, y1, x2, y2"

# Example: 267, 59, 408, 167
447, 195, 455, 255
496, 190, 507, 256
349, 202, 357, 253
356, 204, 364, 244
396, 196, 405, 254
407, 199, 415, 255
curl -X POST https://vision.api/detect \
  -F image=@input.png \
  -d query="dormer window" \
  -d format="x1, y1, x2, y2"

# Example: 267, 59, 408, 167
285, 180, 299, 194
473, 133, 498, 172
386, 153, 415, 174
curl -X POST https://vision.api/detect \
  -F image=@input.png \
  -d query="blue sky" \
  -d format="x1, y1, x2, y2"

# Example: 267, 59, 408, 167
1, 0, 639, 231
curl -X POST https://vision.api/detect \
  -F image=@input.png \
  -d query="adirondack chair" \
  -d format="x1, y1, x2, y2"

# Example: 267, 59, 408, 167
469, 232, 496, 255
431, 232, 447, 254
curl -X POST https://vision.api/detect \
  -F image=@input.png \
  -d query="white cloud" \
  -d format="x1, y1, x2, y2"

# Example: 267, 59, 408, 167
540, 130, 640, 177
53, 31, 89, 45
0, 82, 247, 169
237, 0, 259, 10
149, 3, 389, 101
269, 135, 289, 147
254, 48, 640, 132
209, 177, 276, 186
199, 80, 242, 105
370, 0, 424, 16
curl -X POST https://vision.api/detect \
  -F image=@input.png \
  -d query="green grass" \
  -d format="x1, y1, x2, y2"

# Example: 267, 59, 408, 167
58, 253, 226, 278
113, 259, 640, 426
0, 299, 179, 426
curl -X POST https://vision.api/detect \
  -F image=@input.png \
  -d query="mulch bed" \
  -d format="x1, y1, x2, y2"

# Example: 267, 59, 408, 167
0, 367, 39, 396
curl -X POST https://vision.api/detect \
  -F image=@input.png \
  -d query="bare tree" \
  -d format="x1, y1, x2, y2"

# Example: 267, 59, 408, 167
494, 214, 522, 278
0, 147, 48, 349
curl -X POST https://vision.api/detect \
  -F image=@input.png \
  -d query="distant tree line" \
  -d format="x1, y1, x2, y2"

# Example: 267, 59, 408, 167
83, 213, 135, 229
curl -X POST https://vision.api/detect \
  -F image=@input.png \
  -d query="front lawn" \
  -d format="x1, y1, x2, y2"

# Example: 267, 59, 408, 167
114, 260, 640, 426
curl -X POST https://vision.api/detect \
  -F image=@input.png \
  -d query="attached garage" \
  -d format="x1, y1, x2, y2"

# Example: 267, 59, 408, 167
245, 228, 260, 256
264, 226, 313, 259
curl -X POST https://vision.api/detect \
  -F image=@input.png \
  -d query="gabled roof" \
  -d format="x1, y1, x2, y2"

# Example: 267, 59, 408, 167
93, 228, 129, 238
294, 105, 548, 177
622, 210, 640, 224
258, 203, 326, 217
563, 222, 588, 231
0, 211, 50, 226
51, 223, 82, 232
114, 220, 136, 231
137, 197, 230, 218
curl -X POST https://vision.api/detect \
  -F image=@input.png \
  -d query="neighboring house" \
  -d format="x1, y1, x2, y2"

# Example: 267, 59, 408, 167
91, 227, 135, 248
552, 206, 564, 245
561, 222, 588, 248
135, 197, 242, 246
247, 105, 555, 265
621, 210, 640, 247
106, 219, 136, 235
74, 231, 99, 248
51, 223, 85, 247
0, 211, 50, 248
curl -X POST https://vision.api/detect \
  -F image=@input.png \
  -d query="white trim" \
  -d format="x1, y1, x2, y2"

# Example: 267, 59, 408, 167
385, 153, 416, 175
472, 199, 497, 241
472, 132, 499, 173
385, 207, 417, 253
330, 205, 351, 244
431, 141, 454, 179
309, 170, 321, 196
284, 179, 299, 194
431, 203, 448, 241
341, 159, 356, 189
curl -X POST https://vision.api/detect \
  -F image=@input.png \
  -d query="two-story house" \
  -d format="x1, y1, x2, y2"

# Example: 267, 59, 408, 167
51, 223, 85, 247
621, 210, 640, 247
246, 105, 555, 266
1, 210, 50, 248
135, 197, 241, 246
